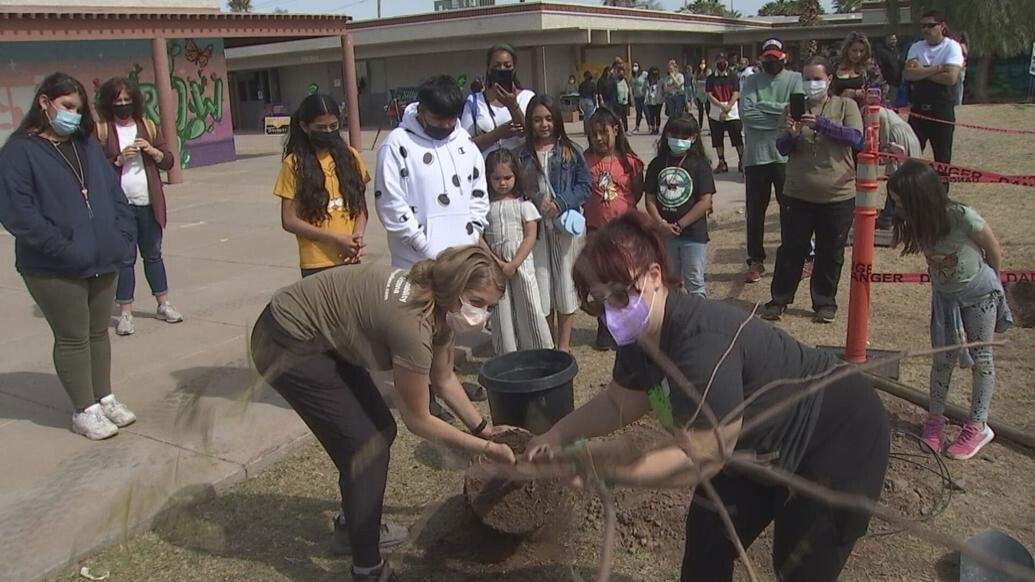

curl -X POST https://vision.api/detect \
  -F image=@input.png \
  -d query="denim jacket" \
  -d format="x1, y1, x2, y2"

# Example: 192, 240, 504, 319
514, 142, 592, 214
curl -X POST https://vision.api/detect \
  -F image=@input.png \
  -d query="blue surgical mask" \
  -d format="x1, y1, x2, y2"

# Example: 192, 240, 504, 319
667, 137, 694, 155
48, 105, 82, 136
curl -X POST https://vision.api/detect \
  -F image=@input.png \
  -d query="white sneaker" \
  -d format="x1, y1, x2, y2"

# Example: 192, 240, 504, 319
116, 313, 135, 336
99, 394, 137, 428
72, 404, 119, 440
157, 302, 183, 323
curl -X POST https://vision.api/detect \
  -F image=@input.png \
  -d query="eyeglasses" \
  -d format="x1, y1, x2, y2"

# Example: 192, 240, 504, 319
919, 22, 939, 29
580, 276, 644, 317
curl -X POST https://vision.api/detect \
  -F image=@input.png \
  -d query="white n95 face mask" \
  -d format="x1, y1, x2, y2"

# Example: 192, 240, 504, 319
446, 298, 489, 333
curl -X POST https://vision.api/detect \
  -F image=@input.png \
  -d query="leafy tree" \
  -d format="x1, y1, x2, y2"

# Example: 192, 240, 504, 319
887, 0, 1035, 101
273, 7, 288, 13
602, 0, 663, 8
798, 0, 823, 61
833, 0, 863, 13
677, 0, 742, 18
758, 1, 802, 16
227, 0, 252, 13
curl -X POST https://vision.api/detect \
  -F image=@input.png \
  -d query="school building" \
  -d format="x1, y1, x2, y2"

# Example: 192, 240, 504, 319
224, 0, 904, 132
0, 0, 361, 181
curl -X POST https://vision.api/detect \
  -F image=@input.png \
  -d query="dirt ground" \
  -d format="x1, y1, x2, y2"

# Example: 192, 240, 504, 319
63, 105, 1035, 581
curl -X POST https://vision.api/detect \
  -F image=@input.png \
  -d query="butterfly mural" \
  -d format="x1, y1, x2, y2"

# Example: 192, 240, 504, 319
184, 39, 213, 70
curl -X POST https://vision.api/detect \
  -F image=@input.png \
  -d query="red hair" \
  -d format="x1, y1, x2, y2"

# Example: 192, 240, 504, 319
573, 211, 680, 303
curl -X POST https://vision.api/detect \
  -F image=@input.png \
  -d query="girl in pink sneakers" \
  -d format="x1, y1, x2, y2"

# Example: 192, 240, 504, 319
888, 160, 1013, 460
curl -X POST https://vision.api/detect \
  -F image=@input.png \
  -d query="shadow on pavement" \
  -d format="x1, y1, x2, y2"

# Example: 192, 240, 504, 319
0, 372, 69, 429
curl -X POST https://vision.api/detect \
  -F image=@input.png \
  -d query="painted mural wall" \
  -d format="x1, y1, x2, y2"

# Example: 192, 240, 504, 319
0, 38, 234, 168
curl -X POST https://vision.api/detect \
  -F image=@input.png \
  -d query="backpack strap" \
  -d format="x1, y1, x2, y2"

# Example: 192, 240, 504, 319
97, 121, 109, 145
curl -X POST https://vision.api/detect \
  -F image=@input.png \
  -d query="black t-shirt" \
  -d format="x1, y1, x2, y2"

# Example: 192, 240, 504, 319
645, 154, 715, 243
579, 79, 596, 100
613, 293, 839, 472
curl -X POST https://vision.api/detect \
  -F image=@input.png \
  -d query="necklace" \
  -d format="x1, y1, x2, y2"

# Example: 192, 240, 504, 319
46, 136, 93, 217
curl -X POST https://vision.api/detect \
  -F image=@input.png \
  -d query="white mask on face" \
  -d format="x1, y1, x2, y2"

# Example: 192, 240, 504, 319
805, 79, 829, 100
446, 297, 489, 333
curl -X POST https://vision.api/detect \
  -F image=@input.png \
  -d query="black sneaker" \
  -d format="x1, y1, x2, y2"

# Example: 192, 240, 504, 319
352, 560, 393, 582
332, 514, 409, 555
462, 382, 487, 402
429, 397, 454, 422
714, 161, 729, 174
761, 302, 786, 321
814, 306, 837, 324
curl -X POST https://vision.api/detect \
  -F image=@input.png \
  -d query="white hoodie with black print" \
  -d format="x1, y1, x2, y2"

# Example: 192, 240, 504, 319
375, 103, 489, 269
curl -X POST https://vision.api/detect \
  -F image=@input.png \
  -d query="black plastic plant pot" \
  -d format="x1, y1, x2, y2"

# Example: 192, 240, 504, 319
478, 349, 578, 435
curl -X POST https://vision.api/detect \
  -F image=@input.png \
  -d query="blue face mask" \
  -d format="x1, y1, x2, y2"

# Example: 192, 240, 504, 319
667, 137, 694, 155
48, 105, 82, 136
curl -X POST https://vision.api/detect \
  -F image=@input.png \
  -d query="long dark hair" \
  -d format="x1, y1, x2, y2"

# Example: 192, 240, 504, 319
647, 66, 660, 84
9, 72, 96, 142
657, 114, 708, 161
95, 77, 145, 122
523, 94, 580, 174
485, 44, 522, 91
283, 94, 365, 225
888, 159, 954, 255
586, 106, 640, 174
485, 148, 526, 200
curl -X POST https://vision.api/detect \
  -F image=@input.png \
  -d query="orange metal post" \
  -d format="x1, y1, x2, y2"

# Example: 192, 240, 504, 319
341, 33, 362, 150
844, 89, 883, 363
151, 36, 182, 184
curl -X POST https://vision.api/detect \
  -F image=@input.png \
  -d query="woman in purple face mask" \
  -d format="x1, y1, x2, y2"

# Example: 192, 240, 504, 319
525, 210, 890, 582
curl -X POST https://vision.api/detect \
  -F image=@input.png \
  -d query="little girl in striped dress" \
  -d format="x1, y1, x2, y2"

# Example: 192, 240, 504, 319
483, 149, 554, 354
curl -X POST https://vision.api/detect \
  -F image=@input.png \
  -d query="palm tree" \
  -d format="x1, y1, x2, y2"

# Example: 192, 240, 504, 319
678, 0, 743, 18
798, 0, 822, 61
887, 0, 1035, 102
227, 0, 252, 12
758, 0, 826, 17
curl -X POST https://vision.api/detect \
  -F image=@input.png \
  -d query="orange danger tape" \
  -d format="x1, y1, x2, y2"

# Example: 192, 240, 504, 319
876, 152, 1035, 188
852, 269, 1035, 284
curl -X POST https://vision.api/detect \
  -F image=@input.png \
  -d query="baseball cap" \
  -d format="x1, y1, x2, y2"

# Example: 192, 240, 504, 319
761, 38, 786, 59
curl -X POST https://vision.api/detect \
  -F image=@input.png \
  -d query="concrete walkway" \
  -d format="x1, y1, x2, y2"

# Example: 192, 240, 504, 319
0, 122, 749, 581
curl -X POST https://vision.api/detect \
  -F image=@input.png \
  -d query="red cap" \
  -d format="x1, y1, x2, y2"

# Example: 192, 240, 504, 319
761, 38, 786, 59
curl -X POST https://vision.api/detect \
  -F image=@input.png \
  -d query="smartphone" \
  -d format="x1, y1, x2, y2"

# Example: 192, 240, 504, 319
789, 93, 806, 121
494, 68, 515, 92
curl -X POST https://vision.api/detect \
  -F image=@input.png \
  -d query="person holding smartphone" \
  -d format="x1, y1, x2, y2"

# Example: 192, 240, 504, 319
763, 56, 863, 324
461, 44, 536, 155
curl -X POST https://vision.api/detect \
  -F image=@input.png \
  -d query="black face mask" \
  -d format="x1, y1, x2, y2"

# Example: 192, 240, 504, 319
309, 129, 343, 149
112, 103, 134, 120
762, 60, 784, 76
716, 61, 728, 71
421, 118, 454, 141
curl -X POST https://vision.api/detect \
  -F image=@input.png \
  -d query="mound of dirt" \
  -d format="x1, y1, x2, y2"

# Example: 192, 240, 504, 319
464, 428, 573, 535
1006, 281, 1035, 328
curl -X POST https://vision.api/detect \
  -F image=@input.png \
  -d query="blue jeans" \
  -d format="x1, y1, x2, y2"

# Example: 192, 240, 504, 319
116, 205, 168, 304
580, 98, 596, 134
665, 238, 707, 297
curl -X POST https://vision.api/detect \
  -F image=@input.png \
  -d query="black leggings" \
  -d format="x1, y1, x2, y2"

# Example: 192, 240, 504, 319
681, 373, 890, 582
250, 306, 397, 568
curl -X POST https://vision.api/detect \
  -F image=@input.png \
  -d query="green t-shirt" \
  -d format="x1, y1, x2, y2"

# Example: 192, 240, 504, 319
926, 204, 987, 294
739, 69, 804, 167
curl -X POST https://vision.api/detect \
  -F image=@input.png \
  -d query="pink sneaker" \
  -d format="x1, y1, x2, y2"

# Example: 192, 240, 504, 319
919, 414, 945, 453
946, 422, 995, 460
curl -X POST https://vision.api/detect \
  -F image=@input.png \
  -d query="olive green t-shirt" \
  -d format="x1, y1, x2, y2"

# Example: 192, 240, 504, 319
270, 265, 435, 373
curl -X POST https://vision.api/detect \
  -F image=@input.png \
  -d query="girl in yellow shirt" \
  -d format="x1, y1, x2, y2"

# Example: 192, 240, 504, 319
275, 94, 371, 277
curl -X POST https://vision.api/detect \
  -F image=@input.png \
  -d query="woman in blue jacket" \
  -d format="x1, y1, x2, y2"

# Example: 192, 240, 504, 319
0, 72, 137, 440
515, 94, 592, 352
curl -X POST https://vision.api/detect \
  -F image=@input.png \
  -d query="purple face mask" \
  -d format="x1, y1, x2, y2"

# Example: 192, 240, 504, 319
603, 283, 655, 346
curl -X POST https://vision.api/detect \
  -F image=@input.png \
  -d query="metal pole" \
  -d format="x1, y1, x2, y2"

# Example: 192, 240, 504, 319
151, 36, 182, 184
844, 89, 883, 363
377, 0, 381, 19
341, 33, 362, 150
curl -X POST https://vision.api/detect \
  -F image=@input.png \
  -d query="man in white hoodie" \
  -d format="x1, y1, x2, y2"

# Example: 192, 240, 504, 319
375, 75, 490, 421
376, 75, 489, 270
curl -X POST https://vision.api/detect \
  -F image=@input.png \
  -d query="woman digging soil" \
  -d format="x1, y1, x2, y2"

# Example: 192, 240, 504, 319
251, 245, 518, 582
525, 212, 891, 582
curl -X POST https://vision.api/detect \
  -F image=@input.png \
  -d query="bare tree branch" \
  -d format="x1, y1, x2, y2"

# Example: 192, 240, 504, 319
701, 479, 761, 582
